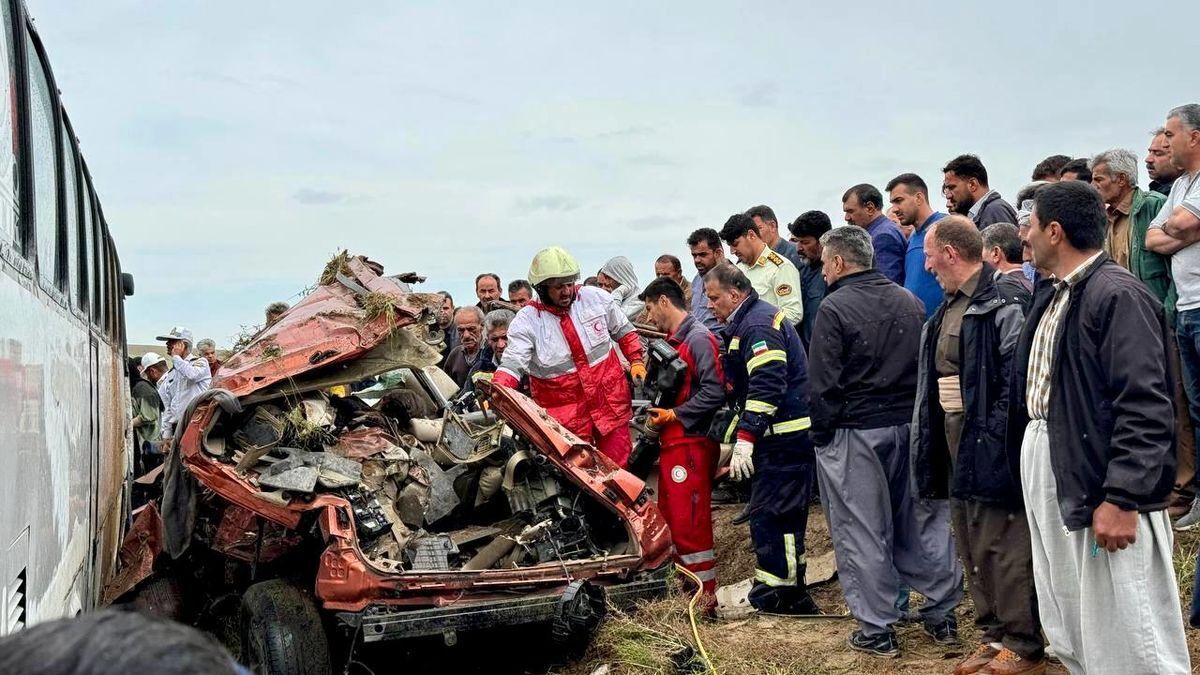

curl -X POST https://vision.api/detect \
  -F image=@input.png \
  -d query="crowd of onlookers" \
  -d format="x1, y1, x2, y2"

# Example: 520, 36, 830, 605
102, 103, 1200, 675
454, 103, 1200, 675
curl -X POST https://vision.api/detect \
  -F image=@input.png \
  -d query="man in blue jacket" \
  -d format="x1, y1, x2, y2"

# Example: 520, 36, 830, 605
887, 172, 946, 318
842, 183, 906, 285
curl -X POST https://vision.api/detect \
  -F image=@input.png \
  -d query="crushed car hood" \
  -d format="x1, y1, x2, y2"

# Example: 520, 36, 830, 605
216, 255, 444, 401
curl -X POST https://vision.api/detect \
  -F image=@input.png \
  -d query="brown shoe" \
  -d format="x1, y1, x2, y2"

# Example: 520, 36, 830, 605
954, 644, 1000, 675
1170, 503, 1191, 519
979, 648, 1048, 675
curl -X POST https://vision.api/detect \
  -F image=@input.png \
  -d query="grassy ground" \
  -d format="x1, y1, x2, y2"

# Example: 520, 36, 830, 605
564, 505, 1200, 675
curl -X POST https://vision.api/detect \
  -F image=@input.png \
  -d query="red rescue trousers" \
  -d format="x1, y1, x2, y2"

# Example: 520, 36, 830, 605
594, 426, 633, 468
658, 435, 718, 606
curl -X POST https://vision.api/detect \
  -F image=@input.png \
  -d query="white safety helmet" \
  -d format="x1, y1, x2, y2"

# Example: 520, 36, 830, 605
527, 246, 581, 287
139, 352, 167, 373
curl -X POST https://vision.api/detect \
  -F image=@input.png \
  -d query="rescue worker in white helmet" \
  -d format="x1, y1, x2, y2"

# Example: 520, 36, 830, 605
493, 246, 647, 467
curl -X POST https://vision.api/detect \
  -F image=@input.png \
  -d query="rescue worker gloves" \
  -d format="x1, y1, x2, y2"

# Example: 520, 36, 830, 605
730, 439, 755, 481
630, 361, 647, 386
646, 407, 676, 428
528, 246, 581, 286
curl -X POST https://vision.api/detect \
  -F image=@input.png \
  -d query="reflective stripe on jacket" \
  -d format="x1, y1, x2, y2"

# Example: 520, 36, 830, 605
719, 291, 811, 442
495, 286, 643, 437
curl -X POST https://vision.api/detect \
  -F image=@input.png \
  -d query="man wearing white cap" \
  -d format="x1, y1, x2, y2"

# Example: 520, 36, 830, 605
133, 352, 166, 461
156, 326, 212, 448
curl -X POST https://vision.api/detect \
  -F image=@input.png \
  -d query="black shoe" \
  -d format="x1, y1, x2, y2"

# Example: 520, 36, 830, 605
922, 616, 958, 645
731, 506, 751, 525
748, 585, 821, 616
711, 484, 746, 505
848, 629, 900, 658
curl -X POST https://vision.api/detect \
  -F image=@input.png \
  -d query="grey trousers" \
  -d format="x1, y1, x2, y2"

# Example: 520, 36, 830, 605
816, 425, 963, 636
1020, 420, 1190, 675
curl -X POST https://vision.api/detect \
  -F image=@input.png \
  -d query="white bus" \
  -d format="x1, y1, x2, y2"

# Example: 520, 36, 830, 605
0, 0, 133, 635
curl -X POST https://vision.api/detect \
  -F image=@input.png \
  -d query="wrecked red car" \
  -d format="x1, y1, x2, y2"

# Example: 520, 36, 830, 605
115, 255, 673, 674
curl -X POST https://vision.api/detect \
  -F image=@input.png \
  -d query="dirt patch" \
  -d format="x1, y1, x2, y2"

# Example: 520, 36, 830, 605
569, 506, 1200, 674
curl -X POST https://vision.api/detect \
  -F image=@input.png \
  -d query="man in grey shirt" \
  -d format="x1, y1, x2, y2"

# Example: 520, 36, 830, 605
1146, 103, 1200, 530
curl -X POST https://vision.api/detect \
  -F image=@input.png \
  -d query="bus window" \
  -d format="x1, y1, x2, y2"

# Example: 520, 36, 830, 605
0, 3, 19, 252
27, 35, 60, 287
98, 226, 109, 334
62, 127, 80, 307
81, 179, 95, 320
109, 241, 119, 337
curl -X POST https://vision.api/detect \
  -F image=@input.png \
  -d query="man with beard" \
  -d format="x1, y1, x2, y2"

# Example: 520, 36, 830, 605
888, 172, 947, 317
1148, 127, 1184, 196
942, 154, 1019, 229
494, 246, 646, 467
787, 210, 831, 349
687, 228, 727, 332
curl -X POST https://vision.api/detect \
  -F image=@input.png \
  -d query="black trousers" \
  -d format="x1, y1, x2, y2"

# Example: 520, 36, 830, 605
746, 433, 816, 612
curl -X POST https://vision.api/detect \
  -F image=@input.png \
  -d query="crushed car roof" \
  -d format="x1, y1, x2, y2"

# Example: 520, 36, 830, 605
216, 254, 444, 400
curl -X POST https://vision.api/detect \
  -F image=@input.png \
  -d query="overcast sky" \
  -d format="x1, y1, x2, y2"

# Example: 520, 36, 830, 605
30, 0, 1197, 346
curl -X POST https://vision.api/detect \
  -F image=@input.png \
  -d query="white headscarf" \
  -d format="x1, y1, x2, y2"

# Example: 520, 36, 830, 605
600, 256, 645, 320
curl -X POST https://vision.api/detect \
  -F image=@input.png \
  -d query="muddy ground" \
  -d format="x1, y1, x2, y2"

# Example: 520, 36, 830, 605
555, 504, 1200, 675
333, 504, 1200, 674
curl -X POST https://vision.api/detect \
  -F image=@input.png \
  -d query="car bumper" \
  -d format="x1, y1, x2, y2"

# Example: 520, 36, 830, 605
336, 565, 672, 644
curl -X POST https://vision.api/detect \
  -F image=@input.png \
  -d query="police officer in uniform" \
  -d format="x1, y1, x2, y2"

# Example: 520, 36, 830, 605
703, 262, 819, 614
719, 213, 804, 326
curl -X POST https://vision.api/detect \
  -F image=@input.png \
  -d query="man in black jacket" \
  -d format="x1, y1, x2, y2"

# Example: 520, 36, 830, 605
912, 216, 1043, 675
1012, 180, 1188, 673
808, 226, 962, 658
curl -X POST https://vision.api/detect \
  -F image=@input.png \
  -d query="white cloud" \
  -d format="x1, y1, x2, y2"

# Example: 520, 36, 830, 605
25, 0, 1199, 345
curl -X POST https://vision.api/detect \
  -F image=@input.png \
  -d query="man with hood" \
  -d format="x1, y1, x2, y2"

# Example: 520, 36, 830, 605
597, 256, 646, 320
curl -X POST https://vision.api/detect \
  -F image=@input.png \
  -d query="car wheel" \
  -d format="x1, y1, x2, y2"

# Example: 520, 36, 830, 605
551, 580, 607, 657
239, 579, 331, 675
130, 576, 186, 620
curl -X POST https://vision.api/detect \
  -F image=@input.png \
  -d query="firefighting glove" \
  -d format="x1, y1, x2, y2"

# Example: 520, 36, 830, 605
730, 439, 755, 481
646, 408, 676, 429
630, 361, 647, 387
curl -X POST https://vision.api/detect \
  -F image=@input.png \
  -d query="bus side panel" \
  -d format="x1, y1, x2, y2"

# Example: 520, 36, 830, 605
0, 271, 95, 630
92, 342, 127, 600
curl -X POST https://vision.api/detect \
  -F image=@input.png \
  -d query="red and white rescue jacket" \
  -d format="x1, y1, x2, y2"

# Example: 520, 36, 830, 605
493, 286, 643, 438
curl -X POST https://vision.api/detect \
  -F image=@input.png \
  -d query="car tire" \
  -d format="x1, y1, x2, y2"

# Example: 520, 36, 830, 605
239, 579, 331, 675
130, 576, 186, 620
